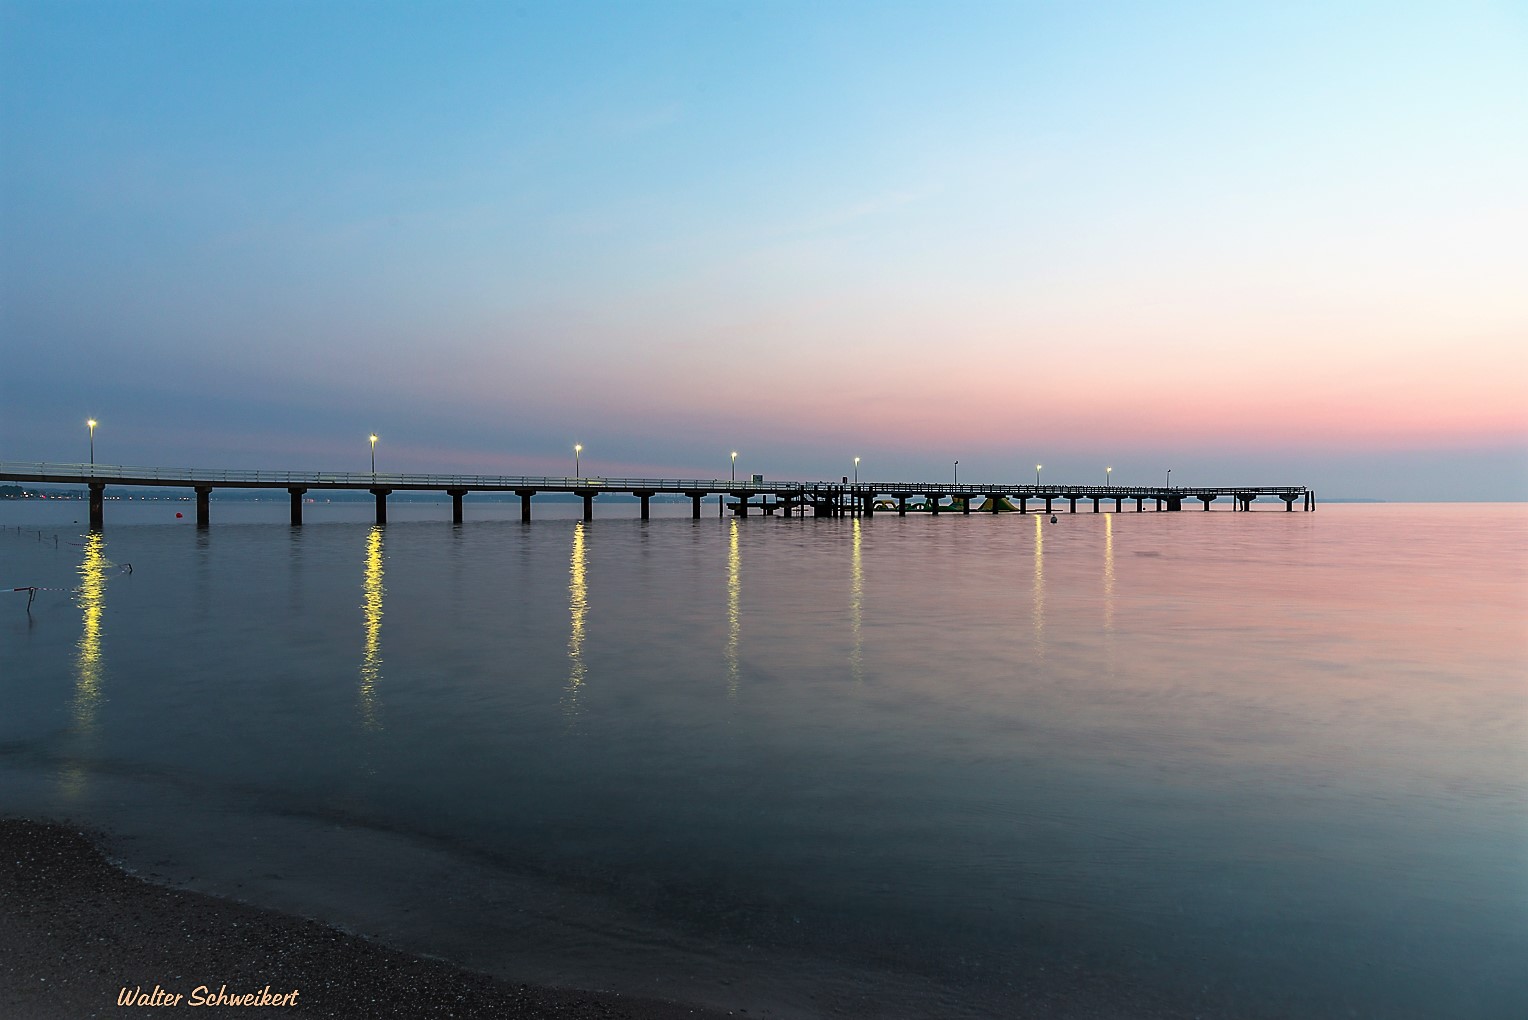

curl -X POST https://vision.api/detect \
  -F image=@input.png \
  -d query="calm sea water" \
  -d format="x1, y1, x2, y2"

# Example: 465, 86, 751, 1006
2, 499, 1524, 1019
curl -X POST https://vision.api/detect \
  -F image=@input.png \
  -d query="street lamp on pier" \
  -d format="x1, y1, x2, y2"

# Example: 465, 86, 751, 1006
1106, 465, 1112, 487
954, 461, 959, 485
1166, 468, 1172, 489
854, 457, 860, 484
575, 444, 583, 478
369, 434, 378, 474
731, 451, 737, 483
87, 419, 97, 466
1036, 464, 1042, 487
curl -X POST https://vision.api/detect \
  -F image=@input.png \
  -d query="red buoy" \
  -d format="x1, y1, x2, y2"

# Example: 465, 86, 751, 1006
175, 512, 183, 518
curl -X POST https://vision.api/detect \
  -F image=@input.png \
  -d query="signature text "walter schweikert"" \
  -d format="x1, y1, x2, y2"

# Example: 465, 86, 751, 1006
118, 984, 301, 1007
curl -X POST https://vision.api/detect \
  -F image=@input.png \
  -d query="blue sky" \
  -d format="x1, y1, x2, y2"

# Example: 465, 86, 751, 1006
2, 1, 1525, 498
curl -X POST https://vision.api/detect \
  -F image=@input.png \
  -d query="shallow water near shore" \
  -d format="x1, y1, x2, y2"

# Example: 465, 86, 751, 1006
2, 500, 1525, 1018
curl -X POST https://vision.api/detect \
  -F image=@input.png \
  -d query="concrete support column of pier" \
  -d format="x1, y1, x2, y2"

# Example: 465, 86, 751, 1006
1115, 497, 1122, 513
732, 494, 749, 517
288, 487, 306, 525
898, 495, 908, 517
989, 494, 1000, 514
635, 490, 654, 520
1168, 496, 1183, 511
1156, 497, 1163, 511
1199, 495, 1216, 511
864, 493, 874, 517
1068, 496, 1077, 514
1044, 497, 1053, 514
961, 495, 970, 515
1281, 493, 1298, 511
516, 489, 535, 522
196, 486, 212, 527
1136, 497, 1143, 512
88, 483, 105, 530
580, 491, 595, 521
929, 495, 940, 516
448, 488, 467, 524
1019, 496, 1028, 514
370, 488, 391, 525
685, 492, 704, 519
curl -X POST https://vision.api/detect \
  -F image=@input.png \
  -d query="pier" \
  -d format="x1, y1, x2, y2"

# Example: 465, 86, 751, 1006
0, 462, 1315, 530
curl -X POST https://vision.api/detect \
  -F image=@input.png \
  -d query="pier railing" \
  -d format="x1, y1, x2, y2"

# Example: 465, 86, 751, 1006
0, 461, 1306, 497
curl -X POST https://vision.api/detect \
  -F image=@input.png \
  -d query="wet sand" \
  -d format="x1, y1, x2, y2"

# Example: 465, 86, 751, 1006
0, 817, 738, 1019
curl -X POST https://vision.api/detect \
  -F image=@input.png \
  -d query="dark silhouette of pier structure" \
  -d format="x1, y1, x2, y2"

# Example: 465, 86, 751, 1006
2, 462, 1315, 530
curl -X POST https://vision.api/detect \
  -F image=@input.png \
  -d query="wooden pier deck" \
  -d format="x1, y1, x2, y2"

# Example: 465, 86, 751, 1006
0, 461, 1315, 529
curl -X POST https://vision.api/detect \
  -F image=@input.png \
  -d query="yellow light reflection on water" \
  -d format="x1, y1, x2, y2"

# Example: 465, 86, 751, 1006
565, 522, 588, 717
359, 525, 385, 731
1104, 511, 1116, 635
1103, 512, 1117, 678
63, 532, 109, 796
1032, 512, 1045, 661
850, 517, 864, 682
726, 518, 740, 695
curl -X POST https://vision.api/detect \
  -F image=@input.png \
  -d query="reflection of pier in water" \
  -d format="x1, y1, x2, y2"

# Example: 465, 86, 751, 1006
2, 461, 1316, 529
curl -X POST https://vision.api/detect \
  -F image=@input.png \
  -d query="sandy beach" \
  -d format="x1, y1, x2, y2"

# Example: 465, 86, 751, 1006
0, 817, 739, 1020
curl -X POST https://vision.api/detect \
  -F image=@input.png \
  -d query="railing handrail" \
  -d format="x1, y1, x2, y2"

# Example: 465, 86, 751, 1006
0, 461, 1309, 495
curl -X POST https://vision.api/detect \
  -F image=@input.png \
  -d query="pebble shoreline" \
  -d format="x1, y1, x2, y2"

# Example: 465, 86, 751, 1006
0, 817, 738, 1019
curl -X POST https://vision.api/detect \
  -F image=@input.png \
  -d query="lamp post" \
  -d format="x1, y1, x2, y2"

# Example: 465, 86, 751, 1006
1106, 466, 1112, 487
1036, 464, 1042, 487
575, 443, 582, 478
1166, 468, 1172, 489
854, 457, 860, 484
369, 434, 378, 474
87, 419, 97, 466
731, 451, 737, 483
954, 461, 959, 486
